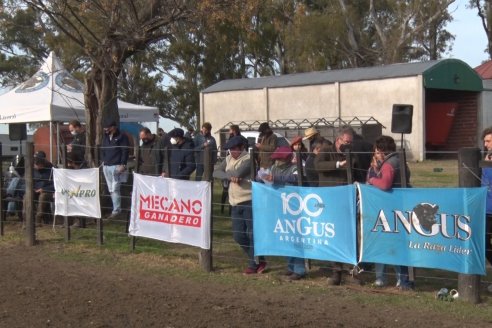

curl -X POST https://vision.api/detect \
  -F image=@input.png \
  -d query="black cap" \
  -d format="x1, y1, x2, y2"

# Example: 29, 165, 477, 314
104, 120, 117, 128
224, 136, 244, 150
168, 128, 185, 138
258, 122, 270, 133
34, 150, 46, 159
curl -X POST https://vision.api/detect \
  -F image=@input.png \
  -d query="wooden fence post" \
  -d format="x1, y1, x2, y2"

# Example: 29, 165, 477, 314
25, 142, 35, 246
458, 147, 481, 304
199, 146, 213, 272
96, 145, 104, 246
61, 143, 71, 242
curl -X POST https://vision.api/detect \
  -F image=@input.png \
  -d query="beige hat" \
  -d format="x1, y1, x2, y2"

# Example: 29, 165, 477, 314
303, 127, 319, 140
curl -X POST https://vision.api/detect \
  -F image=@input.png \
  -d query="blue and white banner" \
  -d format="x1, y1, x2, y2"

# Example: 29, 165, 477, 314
359, 184, 486, 275
252, 182, 357, 264
53, 168, 101, 218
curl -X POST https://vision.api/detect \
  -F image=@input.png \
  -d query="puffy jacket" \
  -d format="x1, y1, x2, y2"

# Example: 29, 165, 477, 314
213, 151, 251, 205
166, 138, 195, 180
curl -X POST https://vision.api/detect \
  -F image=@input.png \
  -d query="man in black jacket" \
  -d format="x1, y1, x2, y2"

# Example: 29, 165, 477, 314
164, 128, 195, 180
31, 151, 55, 226
101, 121, 129, 219
67, 119, 86, 165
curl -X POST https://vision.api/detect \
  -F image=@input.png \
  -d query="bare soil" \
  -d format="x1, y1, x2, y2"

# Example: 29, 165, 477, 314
0, 243, 490, 328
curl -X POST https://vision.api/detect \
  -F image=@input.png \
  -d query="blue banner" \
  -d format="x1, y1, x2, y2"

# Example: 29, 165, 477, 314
359, 184, 486, 275
252, 182, 357, 264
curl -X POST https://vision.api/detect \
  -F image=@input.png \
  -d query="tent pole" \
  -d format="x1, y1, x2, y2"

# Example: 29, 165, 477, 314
56, 122, 61, 165
49, 122, 53, 163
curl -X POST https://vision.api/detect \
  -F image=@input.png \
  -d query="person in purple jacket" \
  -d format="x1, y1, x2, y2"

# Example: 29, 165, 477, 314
481, 127, 492, 269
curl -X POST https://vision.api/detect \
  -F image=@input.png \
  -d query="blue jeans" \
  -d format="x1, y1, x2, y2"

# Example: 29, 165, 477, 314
287, 257, 306, 276
231, 201, 264, 269
375, 263, 411, 287
103, 165, 122, 214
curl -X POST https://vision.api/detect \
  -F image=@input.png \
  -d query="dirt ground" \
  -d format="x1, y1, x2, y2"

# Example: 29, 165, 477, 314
0, 243, 491, 327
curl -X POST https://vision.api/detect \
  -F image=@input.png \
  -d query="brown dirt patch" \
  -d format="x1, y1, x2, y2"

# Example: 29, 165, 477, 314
0, 243, 490, 327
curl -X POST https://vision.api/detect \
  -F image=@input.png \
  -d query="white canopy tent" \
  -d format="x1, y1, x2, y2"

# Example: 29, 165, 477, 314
0, 52, 159, 163
0, 51, 159, 124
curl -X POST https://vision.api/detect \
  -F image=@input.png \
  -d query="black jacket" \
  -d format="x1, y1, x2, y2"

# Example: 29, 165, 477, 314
138, 135, 166, 176
166, 138, 196, 180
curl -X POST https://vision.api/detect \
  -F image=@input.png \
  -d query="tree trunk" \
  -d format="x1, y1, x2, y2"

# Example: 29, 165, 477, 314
84, 66, 119, 167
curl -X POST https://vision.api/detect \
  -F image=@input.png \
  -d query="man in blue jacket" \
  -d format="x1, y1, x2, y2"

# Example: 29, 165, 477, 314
481, 127, 492, 269
164, 128, 195, 180
101, 121, 129, 219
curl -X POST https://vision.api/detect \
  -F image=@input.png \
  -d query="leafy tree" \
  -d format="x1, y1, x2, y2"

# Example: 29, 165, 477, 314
23, 0, 191, 165
469, 0, 492, 59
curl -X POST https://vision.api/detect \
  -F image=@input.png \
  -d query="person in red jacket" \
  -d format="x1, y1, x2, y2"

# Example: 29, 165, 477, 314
366, 135, 413, 290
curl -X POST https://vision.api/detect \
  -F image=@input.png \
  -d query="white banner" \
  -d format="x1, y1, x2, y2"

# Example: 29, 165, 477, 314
129, 173, 211, 249
53, 168, 101, 218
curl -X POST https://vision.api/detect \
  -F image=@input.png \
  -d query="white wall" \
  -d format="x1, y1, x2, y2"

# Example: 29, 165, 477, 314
202, 76, 425, 160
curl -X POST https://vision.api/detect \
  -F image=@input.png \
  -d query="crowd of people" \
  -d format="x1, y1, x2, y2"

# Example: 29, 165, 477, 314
3, 120, 491, 290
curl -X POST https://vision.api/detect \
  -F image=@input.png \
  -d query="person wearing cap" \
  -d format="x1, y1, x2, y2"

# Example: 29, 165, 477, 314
193, 122, 217, 181
67, 119, 86, 166
213, 135, 267, 275
260, 146, 306, 280
164, 128, 195, 180
101, 121, 130, 219
256, 122, 277, 169
30, 151, 55, 226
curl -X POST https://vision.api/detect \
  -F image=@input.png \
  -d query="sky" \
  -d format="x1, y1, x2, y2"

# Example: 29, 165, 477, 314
447, 0, 489, 68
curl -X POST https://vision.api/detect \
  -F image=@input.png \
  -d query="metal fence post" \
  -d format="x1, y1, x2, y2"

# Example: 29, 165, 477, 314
458, 147, 481, 304
199, 147, 213, 272
25, 142, 35, 246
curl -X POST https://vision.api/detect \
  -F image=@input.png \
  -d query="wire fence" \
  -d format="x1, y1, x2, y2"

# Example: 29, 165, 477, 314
0, 140, 491, 298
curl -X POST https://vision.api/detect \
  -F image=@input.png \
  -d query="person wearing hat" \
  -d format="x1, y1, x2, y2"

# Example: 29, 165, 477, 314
260, 146, 306, 280
163, 128, 196, 180
101, 120, 129, 219
256, 122, 277, 169
213, 135, 267, 275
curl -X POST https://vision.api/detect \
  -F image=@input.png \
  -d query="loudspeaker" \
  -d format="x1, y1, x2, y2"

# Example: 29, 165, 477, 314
391, 104, 413, 134
9, 123, 27, 141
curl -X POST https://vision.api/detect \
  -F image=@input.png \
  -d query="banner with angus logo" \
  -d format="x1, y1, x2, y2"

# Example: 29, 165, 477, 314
358, 184, 486, 275
53, 168, 101, 218
129, 173, 211, 249
252, 182, 357, 264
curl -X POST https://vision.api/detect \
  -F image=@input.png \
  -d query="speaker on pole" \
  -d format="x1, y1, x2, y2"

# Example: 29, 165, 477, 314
9, 123, 27, 141
391, 104, 413, 134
